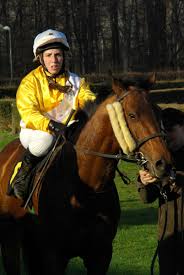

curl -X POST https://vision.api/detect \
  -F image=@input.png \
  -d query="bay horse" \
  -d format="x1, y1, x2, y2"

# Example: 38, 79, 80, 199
0, 74, 173, 275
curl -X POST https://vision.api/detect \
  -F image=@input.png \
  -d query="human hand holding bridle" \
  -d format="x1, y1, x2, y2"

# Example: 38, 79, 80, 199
139, 169, 157, 185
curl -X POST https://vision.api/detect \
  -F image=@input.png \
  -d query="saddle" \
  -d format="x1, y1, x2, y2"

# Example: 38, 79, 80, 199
7, 139, 66, 210
6, 121, 81, 211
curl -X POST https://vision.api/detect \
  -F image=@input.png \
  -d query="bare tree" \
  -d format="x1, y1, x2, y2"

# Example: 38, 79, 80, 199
1, 0, 184, 77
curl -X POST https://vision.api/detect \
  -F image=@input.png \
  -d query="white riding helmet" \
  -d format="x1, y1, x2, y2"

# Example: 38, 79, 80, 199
33, 29, 70, 58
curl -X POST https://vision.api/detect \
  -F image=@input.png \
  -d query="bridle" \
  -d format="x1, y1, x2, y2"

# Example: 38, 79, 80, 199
117, 90, 165, 153
75, 89, 165, 167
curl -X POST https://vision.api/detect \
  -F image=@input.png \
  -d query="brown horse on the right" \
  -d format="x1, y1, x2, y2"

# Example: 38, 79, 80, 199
0, 74, 174, 275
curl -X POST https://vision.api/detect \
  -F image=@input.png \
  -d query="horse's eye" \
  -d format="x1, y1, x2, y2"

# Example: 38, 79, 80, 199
128, 113, 136, 119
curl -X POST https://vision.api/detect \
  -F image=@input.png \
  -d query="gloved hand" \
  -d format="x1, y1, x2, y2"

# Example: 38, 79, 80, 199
48, 120, 66, 136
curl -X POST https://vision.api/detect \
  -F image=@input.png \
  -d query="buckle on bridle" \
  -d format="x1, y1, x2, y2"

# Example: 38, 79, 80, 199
135, 152, 148, 168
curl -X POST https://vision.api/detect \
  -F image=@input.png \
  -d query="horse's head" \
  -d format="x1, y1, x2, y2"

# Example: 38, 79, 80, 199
109, 73, 173, 179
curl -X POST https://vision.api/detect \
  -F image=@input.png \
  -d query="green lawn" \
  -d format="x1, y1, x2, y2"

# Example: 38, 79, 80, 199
0, 134, 159, 275
0, 131, 18, 148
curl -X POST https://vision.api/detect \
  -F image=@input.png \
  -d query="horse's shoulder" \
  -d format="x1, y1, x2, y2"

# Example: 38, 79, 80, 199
0, 138, 25, 165
0, 138, 24, 156
0, 139, 26, 218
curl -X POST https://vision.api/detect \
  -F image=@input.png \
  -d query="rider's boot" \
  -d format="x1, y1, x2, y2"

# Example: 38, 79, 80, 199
8, 150, 41, 201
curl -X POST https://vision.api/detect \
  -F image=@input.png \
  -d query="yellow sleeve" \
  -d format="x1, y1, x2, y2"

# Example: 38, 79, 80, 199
77, 78, 96, 109
16, 74, 50, 132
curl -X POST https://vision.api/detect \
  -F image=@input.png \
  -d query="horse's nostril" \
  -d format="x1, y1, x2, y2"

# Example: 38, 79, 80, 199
155, 159, 166, 171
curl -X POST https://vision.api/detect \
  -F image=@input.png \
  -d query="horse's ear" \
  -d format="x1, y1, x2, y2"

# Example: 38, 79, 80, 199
112, 77, 126, 96
143, 72, 156, 91
148, 72, 156, 86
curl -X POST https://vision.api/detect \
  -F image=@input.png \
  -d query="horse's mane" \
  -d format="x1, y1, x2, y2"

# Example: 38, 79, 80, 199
67, 75, 155, 143
81, 94, 110, 118
79, 75, 153, 118
67, 94, 111, 143
116, 75, 154, 91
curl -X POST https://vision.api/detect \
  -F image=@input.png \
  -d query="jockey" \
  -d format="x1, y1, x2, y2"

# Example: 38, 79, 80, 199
9, 29, 96, 201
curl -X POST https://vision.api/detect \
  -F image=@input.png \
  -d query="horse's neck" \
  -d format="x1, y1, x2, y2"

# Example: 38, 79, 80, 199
76, 96, 119, 190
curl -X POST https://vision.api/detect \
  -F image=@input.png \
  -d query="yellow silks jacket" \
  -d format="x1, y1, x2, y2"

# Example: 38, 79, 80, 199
16, 66, 96, 133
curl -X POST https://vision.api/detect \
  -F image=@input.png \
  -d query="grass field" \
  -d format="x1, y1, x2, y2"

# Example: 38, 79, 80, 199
0, 133, 159, 275
0, 131, 18, 148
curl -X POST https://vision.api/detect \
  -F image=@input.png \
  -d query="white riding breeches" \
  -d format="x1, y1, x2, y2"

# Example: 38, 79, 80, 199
19, 128, 55, 157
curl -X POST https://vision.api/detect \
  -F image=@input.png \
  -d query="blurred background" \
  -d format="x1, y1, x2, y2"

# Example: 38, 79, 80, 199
1, 0, 184, 133
1, 0, 184, 80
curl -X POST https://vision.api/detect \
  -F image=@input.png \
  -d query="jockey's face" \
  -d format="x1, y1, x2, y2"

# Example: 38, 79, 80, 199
43, 48, 64, 75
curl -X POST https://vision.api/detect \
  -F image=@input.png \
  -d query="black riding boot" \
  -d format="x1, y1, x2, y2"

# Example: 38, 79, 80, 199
9, 150, 41, 200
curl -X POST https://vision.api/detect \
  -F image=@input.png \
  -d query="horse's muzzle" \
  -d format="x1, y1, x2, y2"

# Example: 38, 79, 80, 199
150, 158, 176, 180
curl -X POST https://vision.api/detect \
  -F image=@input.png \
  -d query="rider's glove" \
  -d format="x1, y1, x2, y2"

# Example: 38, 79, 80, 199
48, 120, 66, 136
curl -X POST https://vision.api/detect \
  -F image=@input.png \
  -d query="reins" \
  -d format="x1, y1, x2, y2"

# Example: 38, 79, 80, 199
73, 90, 165, 162
73, 146, 124, 160
24, 87, 166, 208
23, 109, 76, 210
73, 146, 134, 185
73, 132, 164, 162
23, 135, 67, 210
